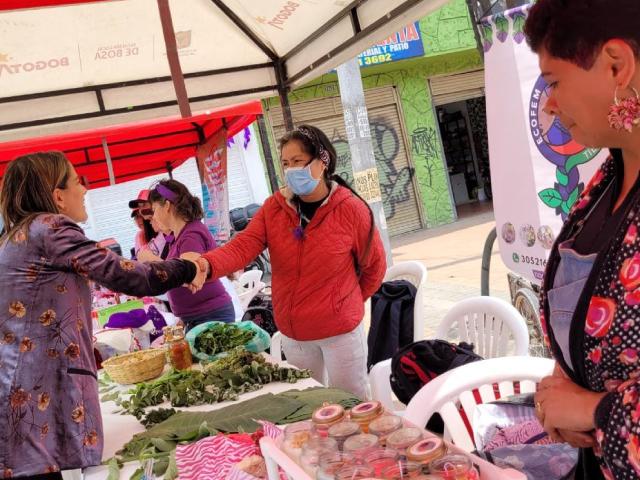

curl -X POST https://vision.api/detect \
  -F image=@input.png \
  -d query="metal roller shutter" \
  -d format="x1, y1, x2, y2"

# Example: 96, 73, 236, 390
429, 70, 485, 106
267, 87, 423, 237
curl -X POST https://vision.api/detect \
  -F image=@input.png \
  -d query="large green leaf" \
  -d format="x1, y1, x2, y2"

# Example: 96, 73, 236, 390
538, 188, 563, 208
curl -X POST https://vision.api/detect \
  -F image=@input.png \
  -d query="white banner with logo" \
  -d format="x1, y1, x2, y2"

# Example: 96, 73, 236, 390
482, 5, 608, 284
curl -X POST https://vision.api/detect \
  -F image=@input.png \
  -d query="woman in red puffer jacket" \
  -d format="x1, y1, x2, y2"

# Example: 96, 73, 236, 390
189, 125, 386, 399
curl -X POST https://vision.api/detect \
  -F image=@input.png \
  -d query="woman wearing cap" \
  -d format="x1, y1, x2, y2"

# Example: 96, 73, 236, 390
524, 1, 640, 478
129, 190, 171, 260
0, 152, 207, 479
147, 179, 235, 330
182, 125, 386, 399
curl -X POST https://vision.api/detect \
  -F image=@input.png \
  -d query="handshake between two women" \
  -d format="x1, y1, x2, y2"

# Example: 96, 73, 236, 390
181, 252, 210, 293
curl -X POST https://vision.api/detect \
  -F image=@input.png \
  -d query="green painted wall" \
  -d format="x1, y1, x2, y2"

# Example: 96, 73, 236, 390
263, 0, 482, 228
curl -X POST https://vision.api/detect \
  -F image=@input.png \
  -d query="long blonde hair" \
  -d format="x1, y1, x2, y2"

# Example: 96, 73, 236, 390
1, 151, 71, 240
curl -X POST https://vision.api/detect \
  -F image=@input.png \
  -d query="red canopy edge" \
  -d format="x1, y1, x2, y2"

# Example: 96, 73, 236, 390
0, 0, 111, 11
0, 100, 263, 188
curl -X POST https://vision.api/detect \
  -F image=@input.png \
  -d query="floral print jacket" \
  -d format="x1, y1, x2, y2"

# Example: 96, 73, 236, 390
542, 152, 640, 480
0, 214, 196, 477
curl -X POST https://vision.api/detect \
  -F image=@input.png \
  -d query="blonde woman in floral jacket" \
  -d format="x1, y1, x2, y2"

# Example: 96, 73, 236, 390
526, 1, 640, 479
0, 152, 207, 479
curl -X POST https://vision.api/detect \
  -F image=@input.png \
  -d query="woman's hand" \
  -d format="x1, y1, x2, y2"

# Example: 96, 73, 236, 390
535, 375, 607, 433
557, 429, 596, 449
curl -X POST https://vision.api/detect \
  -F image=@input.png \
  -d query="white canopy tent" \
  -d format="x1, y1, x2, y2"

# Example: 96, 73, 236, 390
0, 0, 451, 142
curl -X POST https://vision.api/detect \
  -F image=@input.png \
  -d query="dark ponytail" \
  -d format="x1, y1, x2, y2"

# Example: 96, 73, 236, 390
279, 124, 376, 267
148, 179, 204, 222
142, 218, 155, 244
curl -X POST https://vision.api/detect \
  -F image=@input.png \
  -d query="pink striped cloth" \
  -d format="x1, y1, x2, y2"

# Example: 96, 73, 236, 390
176, 433, 258, 480
175, 422, 284, 480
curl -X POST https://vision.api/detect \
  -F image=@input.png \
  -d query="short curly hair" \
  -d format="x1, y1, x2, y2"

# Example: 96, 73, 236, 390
524, 0, 640, 69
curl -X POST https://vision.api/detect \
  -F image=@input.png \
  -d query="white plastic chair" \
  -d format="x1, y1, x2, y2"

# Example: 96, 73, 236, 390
404, 356, 555, 452
236, 270, 265, 311
435, 296, 529, 358
270, 331, 283, 361
383, 261, 428, 342
369, 296, 529, 412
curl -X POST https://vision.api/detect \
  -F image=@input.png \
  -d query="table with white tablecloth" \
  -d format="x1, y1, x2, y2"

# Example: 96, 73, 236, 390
82, 357, 321, 479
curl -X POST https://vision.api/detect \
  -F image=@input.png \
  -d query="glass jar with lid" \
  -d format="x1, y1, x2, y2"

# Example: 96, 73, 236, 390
350, 401, 384, 433
312, 404, 347, 437
300, 437, 339, 478
368, 415, 403, 446
317, 451, 356, 480
386, 427, 423, 455
343, 433, 379, 457
335, 464, 376, 480
328, 420, 361, 450
380, 461, 423, 479
364, 449, 400, 477
429, 454, 477, 480
282, 421, 315, 463
406, 438, 447, 465
163, 325, 192, 370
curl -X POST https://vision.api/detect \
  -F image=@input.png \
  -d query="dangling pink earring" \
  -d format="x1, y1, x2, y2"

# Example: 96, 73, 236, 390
608, 86, 640, 132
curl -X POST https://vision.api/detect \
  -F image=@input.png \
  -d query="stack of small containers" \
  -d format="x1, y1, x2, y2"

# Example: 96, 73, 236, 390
281, 400, 480, 480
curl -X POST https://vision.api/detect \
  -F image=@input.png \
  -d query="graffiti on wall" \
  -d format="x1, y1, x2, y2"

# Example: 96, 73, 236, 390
330, 119, 415, 220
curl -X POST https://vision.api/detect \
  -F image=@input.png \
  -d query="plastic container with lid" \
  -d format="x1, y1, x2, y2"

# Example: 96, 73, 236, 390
282, 421, 315, 463
328, 420, 361, 450
386, 427, 423, 455
364, 449, 400, 477
312, 404, 347, 437
368, 415, 403, 445
429, 454, 478, 480
380, 461, 423, 479
350, 401, 384, 433
335, 464, 376, 480
300, 437, 339, 478
317, 452, 356, 480
406, 438, 447, 465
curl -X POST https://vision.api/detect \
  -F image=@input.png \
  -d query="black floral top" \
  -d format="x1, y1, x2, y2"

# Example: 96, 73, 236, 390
542, 151, 640, 479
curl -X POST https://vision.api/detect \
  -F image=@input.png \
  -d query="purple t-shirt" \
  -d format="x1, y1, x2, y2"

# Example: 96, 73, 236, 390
167, 221, 231, 317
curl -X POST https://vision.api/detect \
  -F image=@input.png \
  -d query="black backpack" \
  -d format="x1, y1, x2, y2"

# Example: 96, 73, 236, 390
367, 280, 416, 370
390, 339, 482, 405
242, 291, 278, 337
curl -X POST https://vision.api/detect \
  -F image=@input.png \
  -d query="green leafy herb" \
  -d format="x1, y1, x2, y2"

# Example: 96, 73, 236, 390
194, 323, 254, 356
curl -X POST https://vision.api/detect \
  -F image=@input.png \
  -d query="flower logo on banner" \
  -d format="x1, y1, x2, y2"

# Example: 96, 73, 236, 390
529, 76, 600, 220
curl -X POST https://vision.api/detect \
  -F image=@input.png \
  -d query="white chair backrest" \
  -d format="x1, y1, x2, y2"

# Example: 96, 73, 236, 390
238, 270, 263, 290
236, 270, 265, 311
383, 261, 427, 342
404, 356, 555, 452
270, 331, 283, 361
434, 296, 529, 358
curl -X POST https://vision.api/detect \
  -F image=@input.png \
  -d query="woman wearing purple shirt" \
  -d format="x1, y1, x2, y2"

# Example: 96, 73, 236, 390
0, 152, 207, 479
147, 180, 235, 330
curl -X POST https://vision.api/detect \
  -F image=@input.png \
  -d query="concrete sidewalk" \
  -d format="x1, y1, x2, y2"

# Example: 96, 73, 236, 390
390, 208, 510, 338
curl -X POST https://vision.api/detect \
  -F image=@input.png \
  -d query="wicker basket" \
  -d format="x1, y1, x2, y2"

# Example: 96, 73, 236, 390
102, 348, 166, 385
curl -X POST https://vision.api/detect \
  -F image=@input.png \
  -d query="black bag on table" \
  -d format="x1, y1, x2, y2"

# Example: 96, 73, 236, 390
390, 339, 482, 431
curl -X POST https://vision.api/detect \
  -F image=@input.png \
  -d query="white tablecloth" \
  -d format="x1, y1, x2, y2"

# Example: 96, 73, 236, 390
83, 357, 320, 479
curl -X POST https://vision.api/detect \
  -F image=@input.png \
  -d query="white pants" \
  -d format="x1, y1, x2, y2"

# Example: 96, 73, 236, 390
281, 323, 369, 400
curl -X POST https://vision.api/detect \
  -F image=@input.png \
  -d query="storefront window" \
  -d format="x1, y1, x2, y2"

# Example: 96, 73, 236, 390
470, 0, 532, 19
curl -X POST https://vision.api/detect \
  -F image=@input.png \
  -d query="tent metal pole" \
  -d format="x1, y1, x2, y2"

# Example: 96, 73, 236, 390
101, 137, 116, 186
157, 0, 192, 118
275, 61, 294, 132
256, 115, 279, 194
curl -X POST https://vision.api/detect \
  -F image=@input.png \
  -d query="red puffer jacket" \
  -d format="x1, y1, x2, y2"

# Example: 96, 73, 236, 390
202, 184, 386, 341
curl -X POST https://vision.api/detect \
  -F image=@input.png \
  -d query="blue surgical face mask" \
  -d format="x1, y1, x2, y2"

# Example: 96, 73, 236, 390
285, 162, 320, 196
